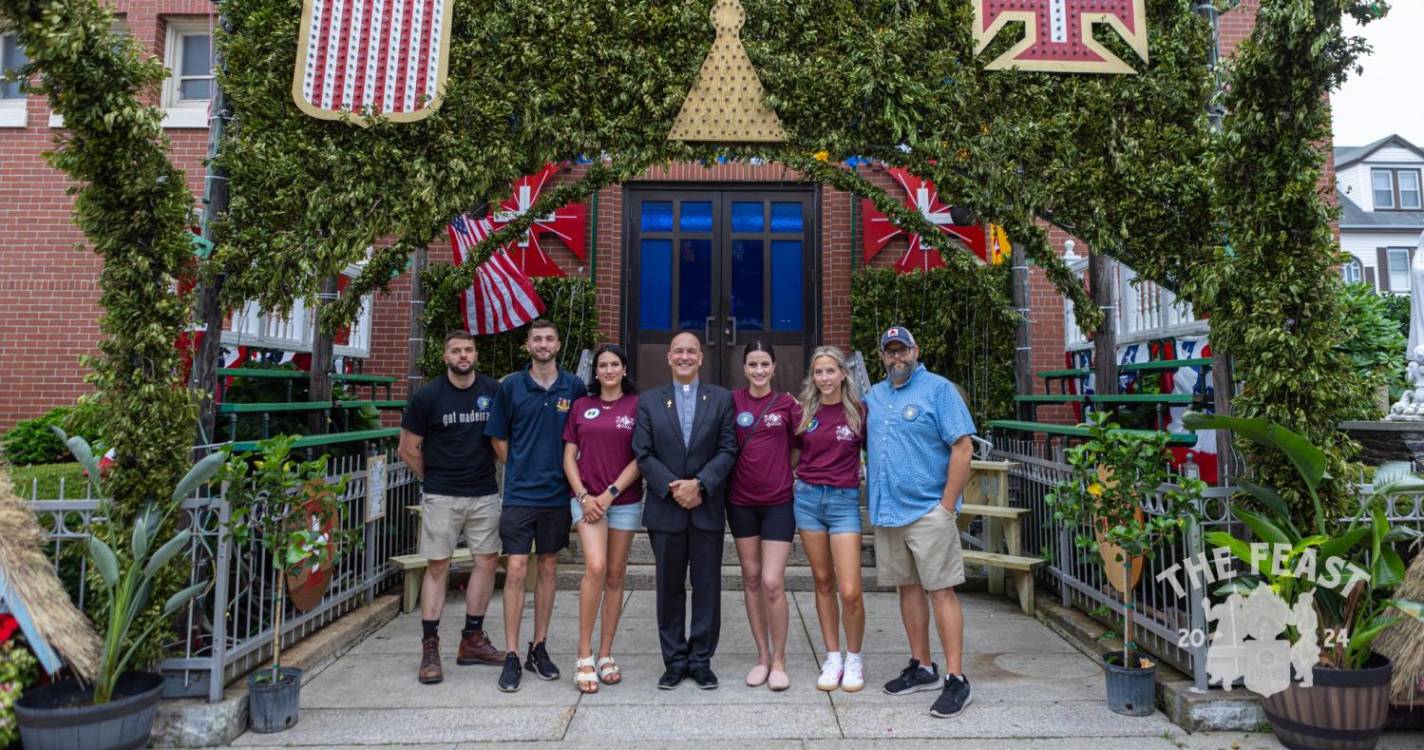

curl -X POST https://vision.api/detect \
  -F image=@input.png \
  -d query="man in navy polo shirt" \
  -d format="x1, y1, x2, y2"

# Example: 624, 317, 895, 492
485, 319, 585, 693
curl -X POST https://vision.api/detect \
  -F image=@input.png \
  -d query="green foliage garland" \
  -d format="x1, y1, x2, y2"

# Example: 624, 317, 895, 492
850, 266, 1017, 427
1194, 0, 1388, 526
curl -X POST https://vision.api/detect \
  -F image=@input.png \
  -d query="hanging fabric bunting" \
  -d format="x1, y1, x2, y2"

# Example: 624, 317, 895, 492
447, 214, 547, 335
860, 167, 987, 273
487, 164, 587, 278
988, 224, 1011, 265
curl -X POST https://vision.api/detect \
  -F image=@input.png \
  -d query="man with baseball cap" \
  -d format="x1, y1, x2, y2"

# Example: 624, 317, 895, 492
865, 326, 977, 719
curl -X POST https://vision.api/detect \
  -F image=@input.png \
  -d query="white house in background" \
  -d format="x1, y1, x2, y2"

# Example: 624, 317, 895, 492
1335, 134, 1424, 293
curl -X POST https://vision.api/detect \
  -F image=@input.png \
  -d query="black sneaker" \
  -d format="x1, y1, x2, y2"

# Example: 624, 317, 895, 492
883, 658, 941, 695
657, 667, 685, 690
690, 666, 718, 690
498, 652, 522, 692
930, 674, 972, 718
525, 641, 560, 681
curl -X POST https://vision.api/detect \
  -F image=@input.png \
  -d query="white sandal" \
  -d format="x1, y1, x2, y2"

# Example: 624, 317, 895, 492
596, 656, 622, 685
575, 655, 599, 694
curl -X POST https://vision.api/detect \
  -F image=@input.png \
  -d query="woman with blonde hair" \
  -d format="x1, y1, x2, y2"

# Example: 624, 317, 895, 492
793, 345, 867, 692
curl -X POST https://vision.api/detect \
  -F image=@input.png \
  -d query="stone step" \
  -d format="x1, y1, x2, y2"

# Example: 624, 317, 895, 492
557, 530, 879, 568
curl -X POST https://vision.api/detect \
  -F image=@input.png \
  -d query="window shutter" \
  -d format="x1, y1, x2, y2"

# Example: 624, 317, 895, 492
1378, 247, 1391, 292
1365, 266, 1377, 290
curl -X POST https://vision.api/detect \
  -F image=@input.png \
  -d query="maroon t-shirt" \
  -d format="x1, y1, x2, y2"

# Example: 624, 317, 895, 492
561, 393, 642, 505
729, 389, 801, 506
794, 401, 865, 489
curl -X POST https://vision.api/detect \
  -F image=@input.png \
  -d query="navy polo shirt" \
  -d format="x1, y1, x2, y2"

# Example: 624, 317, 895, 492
485, 367, 585, 507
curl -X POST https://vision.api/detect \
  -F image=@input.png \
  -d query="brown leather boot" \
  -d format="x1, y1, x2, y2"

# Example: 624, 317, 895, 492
456, 629, 501, 665
419, 635, 443, 684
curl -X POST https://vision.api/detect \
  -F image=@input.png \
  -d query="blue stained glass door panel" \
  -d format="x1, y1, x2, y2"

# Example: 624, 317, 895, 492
770, 240, 803, 330
730, 239, 765, 330
678, 238, 713, 330
639, 239, 672, 330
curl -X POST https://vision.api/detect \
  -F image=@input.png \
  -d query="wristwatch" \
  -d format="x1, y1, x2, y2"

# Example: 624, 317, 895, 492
607, 484, 621, 499
577, 491, 589, 503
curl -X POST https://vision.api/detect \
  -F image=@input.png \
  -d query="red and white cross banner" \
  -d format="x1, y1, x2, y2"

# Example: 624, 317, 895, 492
973, 0, 1148, 75
292, 0, 454, 123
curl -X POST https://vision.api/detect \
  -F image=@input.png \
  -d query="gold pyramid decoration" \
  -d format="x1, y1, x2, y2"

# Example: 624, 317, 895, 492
668, 0, 786, 143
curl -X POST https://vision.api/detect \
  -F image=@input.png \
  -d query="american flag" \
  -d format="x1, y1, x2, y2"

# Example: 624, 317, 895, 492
293, 0, 452, 123
447, 214, 547, 336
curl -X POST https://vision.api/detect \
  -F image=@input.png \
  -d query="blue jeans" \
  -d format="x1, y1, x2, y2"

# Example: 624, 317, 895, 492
792, 480, 863, 534
570, 498, 644, 532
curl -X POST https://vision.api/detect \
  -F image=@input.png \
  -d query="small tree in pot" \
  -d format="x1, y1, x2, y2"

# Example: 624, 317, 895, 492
1047, 411, 1205, 716
217, 435, 357, 733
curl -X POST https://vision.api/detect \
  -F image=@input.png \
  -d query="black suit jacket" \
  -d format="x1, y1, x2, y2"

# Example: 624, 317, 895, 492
632, 382, 738, 533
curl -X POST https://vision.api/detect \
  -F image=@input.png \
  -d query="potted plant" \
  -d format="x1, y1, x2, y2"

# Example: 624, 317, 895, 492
216, 435, 356, 734
1184, 412, 1424, 750
1047, 411, 1206, 716
14, 432, 219, 750
1, 615, 40, 749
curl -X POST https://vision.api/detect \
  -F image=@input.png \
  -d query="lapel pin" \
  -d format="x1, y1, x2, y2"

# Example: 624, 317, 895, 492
666, 399, 673, 409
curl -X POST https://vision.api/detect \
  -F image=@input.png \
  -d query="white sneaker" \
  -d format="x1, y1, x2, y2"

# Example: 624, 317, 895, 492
842, 654, 865, 693
817, 656, 844, 692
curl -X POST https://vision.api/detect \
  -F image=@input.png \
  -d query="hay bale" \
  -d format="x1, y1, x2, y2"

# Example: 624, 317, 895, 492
0, 467, 100, 680
1377, 550, 1424, 705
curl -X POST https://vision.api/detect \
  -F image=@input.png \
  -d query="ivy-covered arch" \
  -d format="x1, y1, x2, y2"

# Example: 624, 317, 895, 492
0, 0, 1389, 542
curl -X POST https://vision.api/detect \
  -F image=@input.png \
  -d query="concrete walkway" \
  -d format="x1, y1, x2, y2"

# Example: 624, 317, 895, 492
226, 588, 1424, 748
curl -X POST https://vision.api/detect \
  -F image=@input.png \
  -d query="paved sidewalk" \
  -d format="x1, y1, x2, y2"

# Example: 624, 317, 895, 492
226, 588, 1424, 748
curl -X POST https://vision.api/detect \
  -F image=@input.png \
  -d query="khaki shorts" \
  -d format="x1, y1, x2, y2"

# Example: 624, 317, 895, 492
420, 492, 501, 559
874, 503, 966, 591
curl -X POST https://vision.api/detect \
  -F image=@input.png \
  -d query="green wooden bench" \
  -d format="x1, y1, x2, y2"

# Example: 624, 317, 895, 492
229, 427, 400, 453
1117, 357, 1212, 373
219, 400, 334, 441
986, 419, 1198, 447
331, 372, 399, 400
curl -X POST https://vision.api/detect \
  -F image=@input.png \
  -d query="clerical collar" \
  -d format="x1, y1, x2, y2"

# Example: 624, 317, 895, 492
678, 380, 699, 393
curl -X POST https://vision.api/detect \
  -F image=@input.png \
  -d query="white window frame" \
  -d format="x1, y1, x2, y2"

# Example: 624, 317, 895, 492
1, 32, 28, 128
1372, 168, 1396, 210
1372, 167, 1423, 211
161, 19, 213, 129
1399, 169, 1422, 210
1342, 257, 1363, 285
1388, 248, 1411, 292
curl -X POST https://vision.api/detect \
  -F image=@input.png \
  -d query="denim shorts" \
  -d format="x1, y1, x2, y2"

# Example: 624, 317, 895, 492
570, 498, 644, 532
792, 480, 863, 534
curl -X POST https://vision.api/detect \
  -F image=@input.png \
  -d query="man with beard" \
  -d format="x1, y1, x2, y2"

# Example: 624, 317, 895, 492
632, 331, 738, 690
399, 330, 504, 684
485, 319, 585, 692
865, 326, 977, 719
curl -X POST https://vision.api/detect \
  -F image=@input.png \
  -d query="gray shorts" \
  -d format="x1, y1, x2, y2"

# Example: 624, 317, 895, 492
419, 492, 501, 559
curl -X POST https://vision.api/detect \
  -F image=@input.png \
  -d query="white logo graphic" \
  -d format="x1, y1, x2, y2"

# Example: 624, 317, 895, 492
736, 411, 755, 428
764, 412, 784, 427
1158, 543, 1361, 697
835, 425, 855, 442
583, 408, 601, 420
615, 415, 635, 431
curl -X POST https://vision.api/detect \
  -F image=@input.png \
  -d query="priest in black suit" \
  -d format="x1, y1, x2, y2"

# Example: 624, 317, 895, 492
632, 331, 738, 690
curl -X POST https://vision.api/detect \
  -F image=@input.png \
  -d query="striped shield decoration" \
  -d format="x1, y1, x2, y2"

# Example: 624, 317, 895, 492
291, 0, 454, 124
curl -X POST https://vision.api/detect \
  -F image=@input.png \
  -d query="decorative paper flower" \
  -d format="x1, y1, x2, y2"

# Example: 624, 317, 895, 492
812, 150, 830, 162
0, 615, 17, 644
1087, 483, 1104, 498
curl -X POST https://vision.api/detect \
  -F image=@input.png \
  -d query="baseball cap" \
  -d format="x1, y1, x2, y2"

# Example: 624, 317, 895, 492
880, 326, 917, 350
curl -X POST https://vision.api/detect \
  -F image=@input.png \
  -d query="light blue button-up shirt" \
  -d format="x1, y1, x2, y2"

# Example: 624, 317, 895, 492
866, 364, 977, 528
674, 379, 699, 447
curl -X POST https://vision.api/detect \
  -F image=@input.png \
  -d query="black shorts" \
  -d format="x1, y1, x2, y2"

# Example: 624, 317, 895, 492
726, 501, 795, 543
500, 505, 572, 555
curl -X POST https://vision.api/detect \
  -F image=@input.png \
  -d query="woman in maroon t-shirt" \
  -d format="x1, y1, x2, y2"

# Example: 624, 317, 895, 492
793, 345, 868, 693
728, 341, 801, 691
562, 344, 643, 694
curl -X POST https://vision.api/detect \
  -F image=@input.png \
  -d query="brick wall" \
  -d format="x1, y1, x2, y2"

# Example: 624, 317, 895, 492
0, 3, 1286, 431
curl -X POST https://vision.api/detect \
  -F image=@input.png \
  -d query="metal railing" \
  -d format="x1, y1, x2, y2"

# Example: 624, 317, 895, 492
991, 434, 1424, 692
1064, 257, 1206, 350
25, 443, 419, 702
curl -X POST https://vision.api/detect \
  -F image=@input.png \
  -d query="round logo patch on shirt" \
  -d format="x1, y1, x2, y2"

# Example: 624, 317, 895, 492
902, 405, 921, 421
736, 411, 755, 428
807, 417, 820, 432
477, 396, 491, 410
583, 407, 601, 420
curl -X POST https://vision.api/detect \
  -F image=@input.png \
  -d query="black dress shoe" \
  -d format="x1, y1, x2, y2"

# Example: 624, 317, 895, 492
690, 666, 718, 690
657, 667, 686, 690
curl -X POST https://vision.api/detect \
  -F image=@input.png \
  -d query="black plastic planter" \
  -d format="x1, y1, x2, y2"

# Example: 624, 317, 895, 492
13, 671, 164, 750
1102, 652, 1156, 716
247, 666, 303, 733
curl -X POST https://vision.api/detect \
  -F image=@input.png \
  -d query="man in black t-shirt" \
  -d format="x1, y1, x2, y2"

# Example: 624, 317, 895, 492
399, 330, 503, 684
